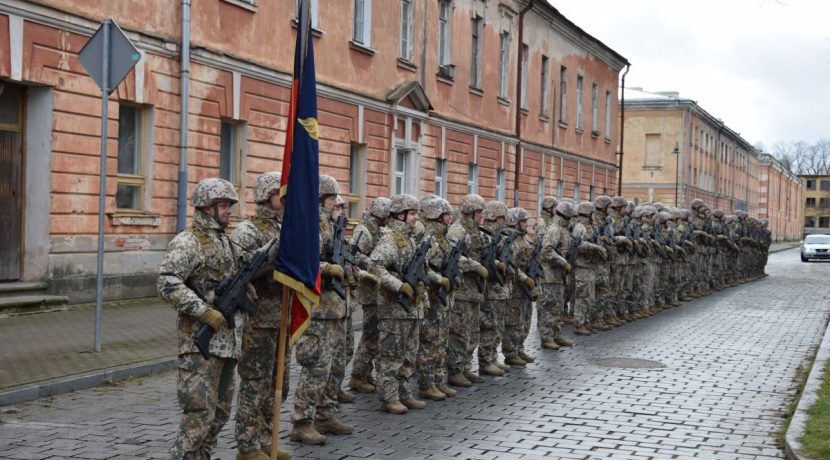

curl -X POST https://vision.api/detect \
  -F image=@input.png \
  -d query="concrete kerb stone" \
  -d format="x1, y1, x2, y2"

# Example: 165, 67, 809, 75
784, 315, 830, 459
0, 356, 177, 407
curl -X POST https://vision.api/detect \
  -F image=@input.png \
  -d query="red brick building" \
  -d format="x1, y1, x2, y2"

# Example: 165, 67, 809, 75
0, 0, 627, 303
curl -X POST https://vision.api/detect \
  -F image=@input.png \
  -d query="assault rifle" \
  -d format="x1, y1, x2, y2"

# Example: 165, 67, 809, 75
193, 237, 277, 360
499, 229, 520, 270
562, 234, 581, 284
397, 235, 432, 314
437, 231, 466, 306
329, 215, 357, 299
480, 229, 504, 286
521, 237, 544, 300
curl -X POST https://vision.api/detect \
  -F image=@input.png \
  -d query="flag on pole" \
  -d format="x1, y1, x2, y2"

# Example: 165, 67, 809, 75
274, 0, 320, 345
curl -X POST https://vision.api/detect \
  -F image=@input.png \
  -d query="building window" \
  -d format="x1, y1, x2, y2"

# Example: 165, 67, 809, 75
822, 180, 830, 191
496, 168, 506, 202
540, 56, 549, 116
438, 0, 452, 67
806, 179, 816, 191
394, 148, 409, 194
575, 75, 584, 130
498, 32, 510, 99
604, 90, 612, 138
348, 143, 367, 220
644, 133, 662, 168
574, 183, 580, 201
591, 83, 599, 134
559, 66, 567, 123
557, 179, 564, 200
352, 0, 372, 46
537, 177, 545, 215
295, 0, 319, 29
400, 0, 413, 61
470, 16, 483, 89
116, 104, 145, 210
806, 198, 816, 208
821, 198, 830, 209
468, 163, 478, 194
821, 217, 830, 228
435, 158, 447, 198
520, 44, 529, 109
220, 121, 242, 187
589, 185, 595, 201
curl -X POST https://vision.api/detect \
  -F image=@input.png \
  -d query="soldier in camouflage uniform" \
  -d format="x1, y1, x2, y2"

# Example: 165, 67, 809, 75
446, 194, 491, 387
607, 196, 634, 322
534, 196, 558, 240
478, 201, 515, 377
158, 178, 245, 460
289, 175, 354, 445
503, 207, 539, 366
537, 200, 576, 348
348, 197, 392, 394
591, 196, 620, 330
570, 202, 607, 335
231, 173, 291, 460
370, 194, 436, 414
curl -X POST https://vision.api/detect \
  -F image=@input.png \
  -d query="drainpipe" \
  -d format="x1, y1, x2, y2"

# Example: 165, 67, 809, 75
617, 63, 630, 196
513, 0, 534, 207
176, 0, 191, 232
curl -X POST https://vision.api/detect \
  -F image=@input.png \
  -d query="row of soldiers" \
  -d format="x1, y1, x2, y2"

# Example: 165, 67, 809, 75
157, 173, 771, 460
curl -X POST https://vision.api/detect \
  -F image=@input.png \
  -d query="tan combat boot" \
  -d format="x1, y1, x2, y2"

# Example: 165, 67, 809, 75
573, 325, 592, 336
464, 371, 486, 383
289, 422, 326, 445
315, 416, 353, 435
348, 376, 375, 393
436, 384, 457, 397
337, 388, 356, 403
518, 351, 536, 362
260, 445, 292, 460
401, 398, 426, 410
448, 373, 472, 387
236, 450, 270, 460
495, 361, 511, 371
382, 400, 408, 414
505, 355, 527, 367
553, 337, 574, 347
541, 339, 560, 350
419, 386, 446, 401
479, 363, 505, 376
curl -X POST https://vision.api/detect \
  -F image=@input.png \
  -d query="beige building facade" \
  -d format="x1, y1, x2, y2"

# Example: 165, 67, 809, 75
801, 175, 830, 236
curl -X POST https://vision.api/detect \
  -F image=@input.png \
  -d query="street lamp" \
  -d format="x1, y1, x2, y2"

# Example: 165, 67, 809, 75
672, 142, 680, 207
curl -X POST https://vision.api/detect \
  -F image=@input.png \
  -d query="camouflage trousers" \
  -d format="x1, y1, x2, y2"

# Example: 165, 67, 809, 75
447, 299, 480, 375
234, 326, 290, 454
351, 303, 378, 383
639, 260, 658, 309
502, 296, 532, 358
330, 312, 354, 393
478, 298, 507, 367
536, 283, 564, 343
417, 293, 450, 389
611, 263, 629, 316
292, 317, 348, 424
572, 267, 595, 328
594, 264, 612, 320
377, 318, 419, 403
171, 353, 236, 460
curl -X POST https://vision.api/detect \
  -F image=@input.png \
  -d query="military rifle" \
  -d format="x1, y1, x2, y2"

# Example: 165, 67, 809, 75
520, 237, 543, 299
499, 228, 520, 270
397, 235, 433, 314
480, 229, 504, 286
437, 231, 466, 306
328, 215, 358, 299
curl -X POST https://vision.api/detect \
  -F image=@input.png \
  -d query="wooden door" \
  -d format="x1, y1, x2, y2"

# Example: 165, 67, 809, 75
0, 83, 24, 281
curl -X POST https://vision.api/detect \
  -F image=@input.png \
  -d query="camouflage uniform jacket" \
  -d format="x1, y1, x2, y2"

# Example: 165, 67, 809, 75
352, 215, 385, 305
423, 220, 481, 290
510, 228, 536, 297
609, 211, 631, 265
594, 211, 617, 262
370, 218, 435, 319
572, 217, 605, 268
533, 213, 553, 241
447, 216, 490, 303
230, 205, 282, 328
317, 207, 351, 320
539, 215, 570, 284
481, 223, 513, 301
158, 211, 243, 358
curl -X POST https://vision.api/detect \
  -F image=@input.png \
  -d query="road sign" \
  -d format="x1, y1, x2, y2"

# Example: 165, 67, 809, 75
79, 20, 140, 94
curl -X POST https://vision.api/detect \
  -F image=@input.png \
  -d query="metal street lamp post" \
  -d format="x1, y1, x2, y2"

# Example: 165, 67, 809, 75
672, 142, 680, 207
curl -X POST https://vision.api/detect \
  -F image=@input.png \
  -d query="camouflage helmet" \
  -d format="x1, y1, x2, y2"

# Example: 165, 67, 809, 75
594, 195, 613, 211
611, 196, 627, 209
681, 209, 693, 221
252, 172, 281, 203
389, 193, 419, 214
577, 201, 595, 217
541, 196, 558, 211
368, 196, 392, 219
335, 195, 346, 208
319, 174, 341, 197
653, 202, 668, 212
691, 199, 706, 210
191, 178, 239, 207
507, 207, 529, 226
555, 200, 577, 218
655, 211, 670, 223
459, 194, 486, 214
640, 204, 657, 217
735, 210, 748, 220
712, 208, 725, 219
420, 195, 453, 220
725, 214, 738, 224
669, 208, 683, 220
626, 201, 636, 214
631, 207, 642, 219
484, 201, 509, 221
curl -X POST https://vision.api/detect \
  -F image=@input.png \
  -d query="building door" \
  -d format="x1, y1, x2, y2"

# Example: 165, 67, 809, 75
0, 83, 24, 281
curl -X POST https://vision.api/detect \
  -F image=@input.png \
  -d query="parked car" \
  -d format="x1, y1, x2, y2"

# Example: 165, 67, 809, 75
801, 234, 830, 262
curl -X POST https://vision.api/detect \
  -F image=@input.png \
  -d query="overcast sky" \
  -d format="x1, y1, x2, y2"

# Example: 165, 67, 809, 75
551, 0, 830, 150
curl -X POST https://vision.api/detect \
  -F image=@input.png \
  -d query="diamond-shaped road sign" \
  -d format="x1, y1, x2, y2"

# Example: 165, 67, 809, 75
79, 19, 141, 94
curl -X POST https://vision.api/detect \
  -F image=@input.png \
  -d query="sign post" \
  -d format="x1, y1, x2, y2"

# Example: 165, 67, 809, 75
78, 19, 141, 351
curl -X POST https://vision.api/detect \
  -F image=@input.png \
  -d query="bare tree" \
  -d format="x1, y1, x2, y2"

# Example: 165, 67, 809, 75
771, 140, 830, 175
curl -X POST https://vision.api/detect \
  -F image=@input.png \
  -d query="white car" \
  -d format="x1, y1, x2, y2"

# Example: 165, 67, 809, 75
801, 234, 830, 262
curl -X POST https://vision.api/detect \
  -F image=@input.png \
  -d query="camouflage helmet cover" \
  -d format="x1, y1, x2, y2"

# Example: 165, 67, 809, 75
421, 195, 453, 220
655, 211, 670, 223
335, 195, 346, 207
669, 208, 683, 220
507, 207, 529, 226
191, 178, 239, 207
541, 196, 558, 211
653, 202, 668, 212
389, 193, 419, 214
691, 199, 706, 210
594, 195, 613, 210
611, 196, 627, 209
484, 201, 509, 221
319, 174, 341, 196
712, 208, 725, 218
368, 196, 392, 219
253, 172, 281, 203
577, 201, 595, 217
639, 204, 657, 217
459, 194, 486, 214
555, 200, 577, 218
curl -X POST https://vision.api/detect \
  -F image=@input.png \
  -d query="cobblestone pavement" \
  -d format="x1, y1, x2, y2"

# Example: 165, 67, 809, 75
1, 248, 828, 459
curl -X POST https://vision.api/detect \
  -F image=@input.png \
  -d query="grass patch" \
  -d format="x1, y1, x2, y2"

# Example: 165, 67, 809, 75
801, 362, 830, 459
778, 346, 818, 448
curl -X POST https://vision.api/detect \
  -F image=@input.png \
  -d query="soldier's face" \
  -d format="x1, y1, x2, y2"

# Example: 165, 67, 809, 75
216, 201, 233, 226
406, 210, 418, 227
269, 193, 283, 211
332, 205, 345, 219
519, 220, 528, 231
323, 195, 337, 210
496, 216, 506, 225
473, 210, 484, 224
441, 212, 453, 225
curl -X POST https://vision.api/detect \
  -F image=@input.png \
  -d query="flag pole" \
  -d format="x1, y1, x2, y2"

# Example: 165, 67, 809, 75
271, 289, 291, 459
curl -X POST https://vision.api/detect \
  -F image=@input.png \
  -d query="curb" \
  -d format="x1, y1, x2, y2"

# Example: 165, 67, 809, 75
0, 356, 177, 407
784, 316, 830, 459
770, 243, 800, 254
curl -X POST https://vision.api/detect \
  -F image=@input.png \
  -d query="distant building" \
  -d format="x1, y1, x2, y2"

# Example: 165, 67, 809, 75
800, 175, 830, 236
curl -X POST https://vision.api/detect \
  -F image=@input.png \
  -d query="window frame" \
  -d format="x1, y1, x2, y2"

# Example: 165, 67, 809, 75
496, 168, 506, 202
470, 15, 483, 89
537, 176, 545, 215
468, 163, 479, 194
559, 66, 568, 123
590, 82, 599, 134
399, 0, 413, 61
604, 90, 612, 139
498, 32, 510, 99
806, 197, 816, 208
540, 55, 549, 116
352, 0, 372, 47
294, 0, 320, 29
573, 183, 580, 201
348, 143, 367, 221
575, 74, 584, 130
219, 119, 244, 190
116, 103, 147, 211
435, 158, 447, 198
520, 44, 529, 110
394, 147, 409, 195
438, 0, 452, 67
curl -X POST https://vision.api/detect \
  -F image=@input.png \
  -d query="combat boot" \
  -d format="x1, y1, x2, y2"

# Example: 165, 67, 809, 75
337, 388, 356, 403
479, 363, 505, 376
495, 361, 510, 371
436, 384, 457, 397
348, 376, 375, 393
401, 398, 426, 410
289, 422, 326, 445
541, 339, 560, 350
505, 355, 527, 366
553, 337, 574, 347
260, 445, 292, 460
236, 450, 270, 460
464, 371, 486, 383
518, 350, 536, 362
419, 386, 446, 401
573, 325, 592, 336
381, 400, 408, 414
448, 373, 472, 387
314, 416, 353, 435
